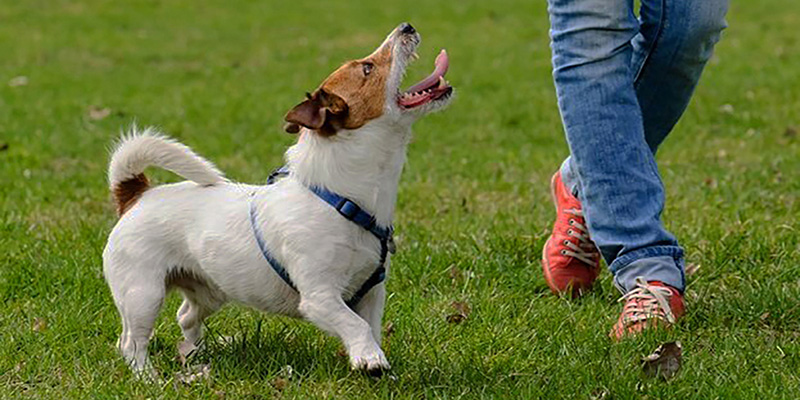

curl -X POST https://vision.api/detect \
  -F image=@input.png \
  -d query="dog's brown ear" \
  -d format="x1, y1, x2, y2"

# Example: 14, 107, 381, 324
317, 90, 348, 116
284, 90, 349, 135
285, 92, 325, 133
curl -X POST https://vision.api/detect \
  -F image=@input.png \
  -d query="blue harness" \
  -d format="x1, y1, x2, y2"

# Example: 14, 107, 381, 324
249, 167, 394, 309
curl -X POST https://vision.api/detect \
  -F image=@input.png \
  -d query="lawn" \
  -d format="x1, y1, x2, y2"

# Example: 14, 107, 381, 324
1, 0, 799, 398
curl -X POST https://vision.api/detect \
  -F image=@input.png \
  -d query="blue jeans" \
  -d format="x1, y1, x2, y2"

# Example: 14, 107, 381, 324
548, 0, 728, 293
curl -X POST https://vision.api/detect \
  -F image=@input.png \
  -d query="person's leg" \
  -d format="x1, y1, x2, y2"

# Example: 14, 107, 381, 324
552, 0, 728, 295
633, 0, 729, 152
611, 0, 729, 293
549, 0, 685, 293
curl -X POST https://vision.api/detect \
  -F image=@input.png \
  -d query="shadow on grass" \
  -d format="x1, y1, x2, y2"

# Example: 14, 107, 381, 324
182, 318, 347, 381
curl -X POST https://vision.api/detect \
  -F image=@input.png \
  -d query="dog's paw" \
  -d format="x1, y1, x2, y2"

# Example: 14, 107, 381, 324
350, 349, 390, 376
177, 340, 199, 362
132, 362, 161, 383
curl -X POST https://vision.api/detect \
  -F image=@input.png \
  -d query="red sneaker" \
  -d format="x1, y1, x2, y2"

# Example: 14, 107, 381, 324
610, 278, 685, 340
541, 171, 601, 297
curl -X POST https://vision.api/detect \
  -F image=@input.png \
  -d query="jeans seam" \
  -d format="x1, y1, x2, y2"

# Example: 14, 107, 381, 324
636, 2, 671, 223
633, 0, 667, 88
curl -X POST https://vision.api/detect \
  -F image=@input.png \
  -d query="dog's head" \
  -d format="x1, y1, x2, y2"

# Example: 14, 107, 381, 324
284, 23, 453, 136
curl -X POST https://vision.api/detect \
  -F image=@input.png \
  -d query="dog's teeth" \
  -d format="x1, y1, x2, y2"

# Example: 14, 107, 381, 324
411, 52, 419, 61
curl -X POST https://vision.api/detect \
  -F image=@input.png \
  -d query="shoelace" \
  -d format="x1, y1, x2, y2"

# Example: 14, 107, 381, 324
618, 277, 676, 324
560, 208, 599, 267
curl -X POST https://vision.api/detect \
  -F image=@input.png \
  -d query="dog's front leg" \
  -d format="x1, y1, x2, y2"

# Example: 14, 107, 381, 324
298, 289, 390, 374
353, 282, 386, 344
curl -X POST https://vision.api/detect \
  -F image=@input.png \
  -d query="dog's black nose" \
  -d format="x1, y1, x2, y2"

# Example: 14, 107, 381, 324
400, 23, 415, 35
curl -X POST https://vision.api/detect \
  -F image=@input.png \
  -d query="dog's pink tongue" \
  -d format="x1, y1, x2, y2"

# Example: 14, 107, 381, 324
406, 49, 449, 93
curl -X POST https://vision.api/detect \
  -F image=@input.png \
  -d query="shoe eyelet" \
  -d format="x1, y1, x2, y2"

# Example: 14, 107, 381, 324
567, 229, 573, 235
568, 219, 574, 225
560, 250, 567, 255
563, 240, 569, 246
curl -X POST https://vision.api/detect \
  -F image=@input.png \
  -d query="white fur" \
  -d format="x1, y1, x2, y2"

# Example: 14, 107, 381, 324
103, 24, 452, 377
108, 126, 226, 189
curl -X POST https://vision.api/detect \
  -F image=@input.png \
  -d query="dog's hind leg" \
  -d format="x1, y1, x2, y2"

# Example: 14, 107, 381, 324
104, 248, 167, 377
175, 285, 224, 359
112, 280, 165, 377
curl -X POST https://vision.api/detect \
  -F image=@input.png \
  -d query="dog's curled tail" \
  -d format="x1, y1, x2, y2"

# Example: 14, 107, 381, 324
108, 126, 226, 215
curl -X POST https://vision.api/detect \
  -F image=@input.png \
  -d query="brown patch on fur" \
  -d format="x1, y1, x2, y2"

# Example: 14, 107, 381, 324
113, 173, 149, 216
284, 39, 393, 135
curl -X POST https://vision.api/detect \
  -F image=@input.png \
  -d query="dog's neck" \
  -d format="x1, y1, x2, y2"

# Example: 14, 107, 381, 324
285, 119, 412, 228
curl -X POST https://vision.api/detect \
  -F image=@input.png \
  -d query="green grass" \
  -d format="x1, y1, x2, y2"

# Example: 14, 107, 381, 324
2, 0, 799, 398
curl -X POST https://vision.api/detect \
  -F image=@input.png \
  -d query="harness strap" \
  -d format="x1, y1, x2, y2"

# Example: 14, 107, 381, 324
345, 239, 388, 309
267, 166, 393, 242
250, 166, 392, 308
249, 198, 296, 290
308, 185, 393, 242
266, 165, 290, 185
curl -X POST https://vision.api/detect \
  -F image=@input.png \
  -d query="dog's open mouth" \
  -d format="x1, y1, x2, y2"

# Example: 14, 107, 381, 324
398, 49, 452, 109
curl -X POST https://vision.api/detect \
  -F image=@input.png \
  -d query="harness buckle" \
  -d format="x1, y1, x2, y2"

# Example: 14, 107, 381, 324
336, 199, 361, 220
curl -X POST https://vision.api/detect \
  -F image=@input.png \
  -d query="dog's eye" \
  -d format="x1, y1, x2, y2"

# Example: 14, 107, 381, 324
362, 62, 374, 76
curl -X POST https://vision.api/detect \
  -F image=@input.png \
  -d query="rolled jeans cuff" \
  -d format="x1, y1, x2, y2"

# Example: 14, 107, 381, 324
609, 246, 685, 294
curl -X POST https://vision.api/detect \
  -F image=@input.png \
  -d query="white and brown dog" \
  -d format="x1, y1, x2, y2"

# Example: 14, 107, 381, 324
103, 23, 452, 376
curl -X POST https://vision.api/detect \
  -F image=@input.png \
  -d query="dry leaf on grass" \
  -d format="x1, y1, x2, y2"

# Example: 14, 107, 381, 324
590, 389, 609, 400
446, 301, 471, 324
0, 142, 8, 151
446, 313, 466, 324
272, 365, 294, 391
785, 126, 798, 138
272, 377, 288, 391
642, 341, 682, 380
685, 263, 701, 276
449, 265, 461, 280
452, 301, 470, 315
88, 106, 111, 120
32, 317, 47, 332
8, 76, 28, 87
384, 321, 395, 338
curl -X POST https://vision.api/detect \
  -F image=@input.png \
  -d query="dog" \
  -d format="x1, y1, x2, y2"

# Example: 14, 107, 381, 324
102, 23, 453, 376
